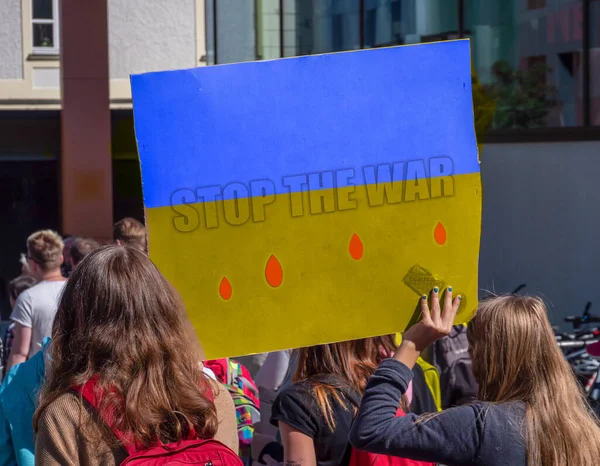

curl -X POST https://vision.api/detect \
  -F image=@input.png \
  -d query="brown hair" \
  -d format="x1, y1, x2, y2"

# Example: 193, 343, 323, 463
468, 295, 600, 466
294, 335, 400, 430
33, 245, 217, 447
114, 217, 147, 253
27, 230, 64, 271
70, 237, 101, 266
8, 275, 38, 301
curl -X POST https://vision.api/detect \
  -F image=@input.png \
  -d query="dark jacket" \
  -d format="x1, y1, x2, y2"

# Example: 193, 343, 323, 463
349, 359, 527, 466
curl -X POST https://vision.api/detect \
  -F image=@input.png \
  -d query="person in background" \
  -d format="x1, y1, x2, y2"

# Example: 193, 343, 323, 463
270, 337, 432, 466
114, 217, 147, 253
7, 231, 66, 372
60, 235, 75, 278
3, 276, 38, 376
33, 245, 238, 464
69, 237, 100, 268
0, 337, 50, 466
350, 290, 600, 466
19, 254, 31, 277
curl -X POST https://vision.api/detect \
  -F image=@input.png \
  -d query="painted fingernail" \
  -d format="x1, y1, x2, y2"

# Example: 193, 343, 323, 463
433, 287, 439, 293
458, 295, 462, 300
422, 295, 427, 300
448, 286, 453, 292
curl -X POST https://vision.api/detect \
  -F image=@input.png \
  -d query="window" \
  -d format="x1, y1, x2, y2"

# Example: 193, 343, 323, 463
292, 0, 360, 56
363, 0, 458, 49
466, 0, 584, 129
32, 0, 59, 54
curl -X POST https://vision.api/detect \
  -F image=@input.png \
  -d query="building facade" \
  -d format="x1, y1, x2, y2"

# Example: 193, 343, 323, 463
0, 0, 208, 317
1, 0, 600, 323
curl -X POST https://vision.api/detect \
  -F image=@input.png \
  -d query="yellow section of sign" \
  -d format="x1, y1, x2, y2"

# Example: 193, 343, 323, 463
147, 173, 481, 359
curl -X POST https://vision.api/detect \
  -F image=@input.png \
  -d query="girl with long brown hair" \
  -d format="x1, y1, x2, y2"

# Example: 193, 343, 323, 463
350, 289, 600, 466
270, 336, 433, 466
33, 245, 238, 465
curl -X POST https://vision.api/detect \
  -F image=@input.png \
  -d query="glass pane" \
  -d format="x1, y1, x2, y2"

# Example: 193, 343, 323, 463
257, 0, 281, 60
32, 0, 53, 20
33, 22, 54, 48
214, 0, 257, 64
592, 0, 600, 125
205, 0, 215, 65
364, 0, 459, 48
282, 0, 297, 57
466, 0, 583, 129
283, 0, 360, 56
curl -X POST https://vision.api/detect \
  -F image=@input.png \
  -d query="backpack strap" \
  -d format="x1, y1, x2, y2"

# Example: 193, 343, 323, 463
72, 377, 216, 456
72, 377, 139, 455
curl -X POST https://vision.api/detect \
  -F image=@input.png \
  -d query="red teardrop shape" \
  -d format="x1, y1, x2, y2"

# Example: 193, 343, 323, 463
349, 233, 363, 260
219, 277, 232, 300
434, 222, 447, 245
265, 255, 283, 287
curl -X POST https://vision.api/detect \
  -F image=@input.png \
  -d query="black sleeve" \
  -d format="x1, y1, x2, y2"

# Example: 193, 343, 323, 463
270, 384, 320, 439
349, 359, 484, 465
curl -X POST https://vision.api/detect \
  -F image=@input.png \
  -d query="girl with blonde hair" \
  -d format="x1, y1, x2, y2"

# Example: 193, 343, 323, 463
350, 289, 600, 466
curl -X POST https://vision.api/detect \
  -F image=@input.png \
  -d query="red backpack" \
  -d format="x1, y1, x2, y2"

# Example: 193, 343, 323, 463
342, 385, 434, 466
73, 378, 243, 466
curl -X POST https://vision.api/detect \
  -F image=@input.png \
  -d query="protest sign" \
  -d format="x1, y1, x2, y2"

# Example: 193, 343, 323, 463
131, 40, 481, 359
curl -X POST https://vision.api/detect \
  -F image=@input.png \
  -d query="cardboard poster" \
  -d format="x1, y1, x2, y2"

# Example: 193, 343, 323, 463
131, 40, 481, 360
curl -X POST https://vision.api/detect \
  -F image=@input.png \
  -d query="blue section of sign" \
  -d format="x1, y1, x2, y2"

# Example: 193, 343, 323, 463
131, 40, 479, 208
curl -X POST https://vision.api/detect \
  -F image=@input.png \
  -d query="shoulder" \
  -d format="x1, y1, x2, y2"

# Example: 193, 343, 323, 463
38, 392, 86, 429
463, 400, 526, 435
211, 380, 235, 412
274, 381, 315, 408
13, 288, 33, 307
272, 381, 316, 414
277, 380, 313, 397
484, 401, 526, 422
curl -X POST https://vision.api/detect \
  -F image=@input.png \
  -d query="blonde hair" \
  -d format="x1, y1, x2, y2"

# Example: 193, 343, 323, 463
27, 230, 64, 272
468, 295, 600, 466
114, 217, 147, 253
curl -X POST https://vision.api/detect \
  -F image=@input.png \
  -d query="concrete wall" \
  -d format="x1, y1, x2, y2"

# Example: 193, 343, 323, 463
108, 0, 197, 79
0, 0, 23, 79
479, 141, 600, 326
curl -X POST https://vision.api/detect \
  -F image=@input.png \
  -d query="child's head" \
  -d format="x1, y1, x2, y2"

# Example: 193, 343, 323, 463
294, 335, 396, 393
26, 230, 64, 279
467, 295, 558, 401
294, 335, 400, 430
34, 244, 215, 447
467, 295, 600, 465
8, 275, 38, 308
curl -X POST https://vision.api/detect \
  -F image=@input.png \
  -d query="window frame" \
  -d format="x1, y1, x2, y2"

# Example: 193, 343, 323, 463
31, 0, 60, 55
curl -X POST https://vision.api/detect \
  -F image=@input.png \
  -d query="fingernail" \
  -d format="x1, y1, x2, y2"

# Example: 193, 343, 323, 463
433, 287, 439, 293
458, 295, 462, 300
422, 295, 427, 300
448, 286, 453, 292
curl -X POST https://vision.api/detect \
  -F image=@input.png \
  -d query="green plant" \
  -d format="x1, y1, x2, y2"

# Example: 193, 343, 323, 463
483, 59, 558, 129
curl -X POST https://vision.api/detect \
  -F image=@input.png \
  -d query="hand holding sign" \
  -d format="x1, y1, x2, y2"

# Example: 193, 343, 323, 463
396, 287, 461, 369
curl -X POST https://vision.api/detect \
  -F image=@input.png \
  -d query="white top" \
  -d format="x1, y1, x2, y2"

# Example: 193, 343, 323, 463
10, 280, 67, 358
